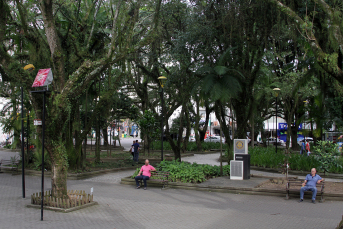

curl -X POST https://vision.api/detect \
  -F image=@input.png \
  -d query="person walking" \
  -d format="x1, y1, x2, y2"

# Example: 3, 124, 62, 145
132, 140, 140, 164
299, 168, 323, 204
135, 159, 156, 190
130, 140, 135, 162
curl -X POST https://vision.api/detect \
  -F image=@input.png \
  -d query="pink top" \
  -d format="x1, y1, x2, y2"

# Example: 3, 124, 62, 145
140, 165, 156, 177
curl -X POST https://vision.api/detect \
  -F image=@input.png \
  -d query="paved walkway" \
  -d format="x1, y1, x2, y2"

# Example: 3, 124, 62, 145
1, 150, 343, 228
1, 172, 342, 229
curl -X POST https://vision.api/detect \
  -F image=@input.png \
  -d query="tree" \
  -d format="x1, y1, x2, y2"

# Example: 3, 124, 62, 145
137, 110, 160, 155
0, 0, 157, 197
264, 0, 343, 84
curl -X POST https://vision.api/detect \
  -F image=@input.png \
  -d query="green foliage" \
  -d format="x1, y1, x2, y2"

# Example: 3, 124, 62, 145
151, 141, 228, 151
131, 160, 230, 183
249, 147, 319, 171
137, 110, 160, 147
287, 154, 319, 172
33, 150, 51, 171
312, 141, 342, 175
249, 146, 343, 173
249, 147, 284, 168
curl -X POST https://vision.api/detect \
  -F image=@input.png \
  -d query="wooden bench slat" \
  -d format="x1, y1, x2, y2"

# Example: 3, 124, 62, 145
138, 171, 169, 189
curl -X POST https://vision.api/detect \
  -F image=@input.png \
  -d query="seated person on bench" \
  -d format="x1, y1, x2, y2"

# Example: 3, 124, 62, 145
135, 159, 156, 190
299, 168, 323, 204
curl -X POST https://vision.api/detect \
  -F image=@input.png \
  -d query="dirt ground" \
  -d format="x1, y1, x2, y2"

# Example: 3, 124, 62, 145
257, 179, 343, 194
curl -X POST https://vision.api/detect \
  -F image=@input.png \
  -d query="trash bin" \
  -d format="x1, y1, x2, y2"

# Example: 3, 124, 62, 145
124, 134, 127, 138
234, 154, 250, 179
122, 134, 124, 138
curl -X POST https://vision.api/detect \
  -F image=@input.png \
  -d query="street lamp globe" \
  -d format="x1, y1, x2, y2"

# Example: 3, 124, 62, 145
24, 64, 35, 72
273, 87, 281, 97
158, 76, 167, 88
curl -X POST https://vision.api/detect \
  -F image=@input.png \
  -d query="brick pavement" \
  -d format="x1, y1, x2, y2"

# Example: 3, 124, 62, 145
1, 171, 342, 229
1, 150, 343, 228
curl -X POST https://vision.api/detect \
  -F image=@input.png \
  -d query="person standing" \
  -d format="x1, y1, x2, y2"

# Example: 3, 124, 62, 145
132, 140, 140, 164
300, 141, 306, 155
130, 140, 135, 161
135, 159, 156, 190
299, 168, 323, 204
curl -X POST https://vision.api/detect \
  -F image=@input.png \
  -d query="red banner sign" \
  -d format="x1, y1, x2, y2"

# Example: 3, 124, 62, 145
32, 68, 53, 87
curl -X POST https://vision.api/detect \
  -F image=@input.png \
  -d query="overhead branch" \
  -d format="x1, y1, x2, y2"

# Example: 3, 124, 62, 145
264, 0, 343, 84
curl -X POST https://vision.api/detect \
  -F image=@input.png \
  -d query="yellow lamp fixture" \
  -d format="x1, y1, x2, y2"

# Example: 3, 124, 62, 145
273, 87, 281, 97
158, 76, 167, 88
23, 64, 35, 72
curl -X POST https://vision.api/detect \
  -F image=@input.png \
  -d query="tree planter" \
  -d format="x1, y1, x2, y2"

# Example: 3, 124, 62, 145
27, 190, 97, 213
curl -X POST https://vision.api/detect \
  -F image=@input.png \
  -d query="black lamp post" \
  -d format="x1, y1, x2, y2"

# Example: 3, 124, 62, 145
273, 88, 280, 153
21, 86, 25, 198
158, 76, 167, 161
30, 68, 53, 221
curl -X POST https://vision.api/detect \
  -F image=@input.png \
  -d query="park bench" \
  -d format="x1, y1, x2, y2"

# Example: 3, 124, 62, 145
139, 171, 170, 189
0, 158, 20, 173
286, 178, 325, 202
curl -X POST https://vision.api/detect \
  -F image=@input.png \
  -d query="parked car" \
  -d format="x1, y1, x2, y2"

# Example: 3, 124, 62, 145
265, 137, 285, 146
204, 136, 225, 143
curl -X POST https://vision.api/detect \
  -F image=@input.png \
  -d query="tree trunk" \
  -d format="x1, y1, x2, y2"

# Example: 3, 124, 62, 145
165, 103, 186, 161
194, 97, 203, 151
95, 120, 100, 162
48, 142, 68, 198
214, 101, 233, 160
103, 127, 108, 146
291, 125, 298, 151
182, 106, 191, 153
251, 115, 255, 148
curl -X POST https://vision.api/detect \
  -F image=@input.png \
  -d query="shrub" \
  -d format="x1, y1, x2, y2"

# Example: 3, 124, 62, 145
131, 160, 230, 183
249, 146, 343, 174
151, 141, 228, 151
287, 154, 319, 172
312, 141, 342, 175
249, 147, 284, 168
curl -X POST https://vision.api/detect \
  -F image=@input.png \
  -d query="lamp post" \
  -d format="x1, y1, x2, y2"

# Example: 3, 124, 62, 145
158, 76, 167, 161
30, 68, 53, 221
22, 64, 35, 199
273, 88, 281, 154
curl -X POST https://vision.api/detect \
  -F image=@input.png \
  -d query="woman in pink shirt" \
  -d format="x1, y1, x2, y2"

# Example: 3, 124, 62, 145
135, 159, 156, 190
